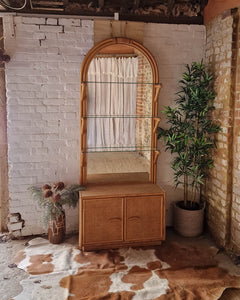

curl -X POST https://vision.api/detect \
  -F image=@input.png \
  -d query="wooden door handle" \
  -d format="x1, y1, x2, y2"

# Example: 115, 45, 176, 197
128, 216, 140, 222
108, 217, 121, 223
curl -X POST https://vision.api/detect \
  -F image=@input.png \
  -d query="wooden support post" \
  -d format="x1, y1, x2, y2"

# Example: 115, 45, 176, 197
0, 19, 9, 231
150, 83, 162, 183
98, 0, 104, 8
120, 0, 128, 13
167, 0, 175, 15
80, 82, 87, 185
153, 151, 160, 183
133, 0, 140, 10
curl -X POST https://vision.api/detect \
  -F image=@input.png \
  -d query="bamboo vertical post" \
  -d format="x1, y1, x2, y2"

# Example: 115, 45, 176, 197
150, 84, 162, 183
80, 82, 87, 185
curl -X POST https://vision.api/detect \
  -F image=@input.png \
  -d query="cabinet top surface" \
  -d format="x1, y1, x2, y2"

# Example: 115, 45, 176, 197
80, 182, 165, 198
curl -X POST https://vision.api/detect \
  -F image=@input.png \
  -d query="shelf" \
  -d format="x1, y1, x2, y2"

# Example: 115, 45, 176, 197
82, 81, 161, 85
82, 146, 159, 153
83, 115, 160, 119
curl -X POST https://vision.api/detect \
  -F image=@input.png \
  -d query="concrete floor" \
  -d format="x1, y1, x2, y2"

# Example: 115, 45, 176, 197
1, 229, 240, 300
0, 234, 31, 300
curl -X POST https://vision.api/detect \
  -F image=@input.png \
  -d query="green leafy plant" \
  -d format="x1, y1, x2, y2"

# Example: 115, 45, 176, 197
28, 182, 85, 227
158, 61, 221, 209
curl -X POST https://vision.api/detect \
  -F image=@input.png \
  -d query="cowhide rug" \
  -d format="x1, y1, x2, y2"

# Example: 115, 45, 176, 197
12, 237, 240, 300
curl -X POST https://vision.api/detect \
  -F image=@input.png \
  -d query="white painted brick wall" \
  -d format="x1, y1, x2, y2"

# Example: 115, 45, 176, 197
3, 16, 94, 235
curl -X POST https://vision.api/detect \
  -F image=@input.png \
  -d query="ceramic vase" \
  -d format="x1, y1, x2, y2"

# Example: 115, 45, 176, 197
48, 210, 65, 244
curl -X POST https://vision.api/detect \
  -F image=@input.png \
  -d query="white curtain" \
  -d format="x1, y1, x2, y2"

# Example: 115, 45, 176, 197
87, 57, 138, 150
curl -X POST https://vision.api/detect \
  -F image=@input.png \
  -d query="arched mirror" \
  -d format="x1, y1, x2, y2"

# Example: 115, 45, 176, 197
80, 38, 161, 185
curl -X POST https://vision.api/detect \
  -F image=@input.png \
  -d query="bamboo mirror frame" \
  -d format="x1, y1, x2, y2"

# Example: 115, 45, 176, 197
79, 37, 162, 185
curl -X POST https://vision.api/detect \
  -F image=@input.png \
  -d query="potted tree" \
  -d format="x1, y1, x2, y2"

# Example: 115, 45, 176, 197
158, 61, 221, 237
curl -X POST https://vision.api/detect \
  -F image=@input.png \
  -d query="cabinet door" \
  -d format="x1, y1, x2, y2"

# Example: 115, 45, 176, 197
83, 197, 123, 244
125, 195, 164, 242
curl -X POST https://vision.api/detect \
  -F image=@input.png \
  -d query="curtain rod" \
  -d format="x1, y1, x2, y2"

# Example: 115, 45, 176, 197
95, 54, 138, 58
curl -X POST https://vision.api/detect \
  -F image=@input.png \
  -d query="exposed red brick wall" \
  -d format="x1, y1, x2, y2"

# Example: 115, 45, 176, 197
203, 12, 234, 247
136, 54, 152, 161
230, 10, 240, 253
203, 8, 240, 254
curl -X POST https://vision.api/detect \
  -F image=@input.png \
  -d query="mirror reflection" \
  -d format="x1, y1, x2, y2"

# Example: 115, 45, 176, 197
86, 44, 153, 183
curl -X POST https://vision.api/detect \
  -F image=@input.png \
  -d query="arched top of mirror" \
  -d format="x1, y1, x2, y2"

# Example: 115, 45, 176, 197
80, 38, 159, 84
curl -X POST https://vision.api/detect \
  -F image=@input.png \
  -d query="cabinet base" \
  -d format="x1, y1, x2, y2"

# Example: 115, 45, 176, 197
79, 182, 166, 251
80, 240, 162, 251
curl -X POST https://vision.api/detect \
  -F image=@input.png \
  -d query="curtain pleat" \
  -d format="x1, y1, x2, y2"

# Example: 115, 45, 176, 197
87, 57, 138, 150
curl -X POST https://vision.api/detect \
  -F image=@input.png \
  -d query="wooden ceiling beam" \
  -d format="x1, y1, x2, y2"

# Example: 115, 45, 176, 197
0, 0, 207, 24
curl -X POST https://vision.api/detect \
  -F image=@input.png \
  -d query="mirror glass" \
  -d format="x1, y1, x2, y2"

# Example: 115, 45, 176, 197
86, 44, 153, 183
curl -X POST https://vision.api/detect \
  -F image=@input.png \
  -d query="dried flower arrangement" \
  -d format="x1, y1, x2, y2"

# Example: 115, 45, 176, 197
28, 182, 85, 227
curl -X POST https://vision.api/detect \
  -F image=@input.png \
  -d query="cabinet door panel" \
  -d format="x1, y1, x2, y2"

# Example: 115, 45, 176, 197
125, 195, 164, 241
83, 197, 123, 244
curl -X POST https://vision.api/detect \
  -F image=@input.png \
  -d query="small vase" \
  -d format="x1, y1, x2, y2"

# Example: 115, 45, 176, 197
48, 210, 65, 244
